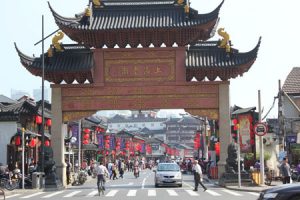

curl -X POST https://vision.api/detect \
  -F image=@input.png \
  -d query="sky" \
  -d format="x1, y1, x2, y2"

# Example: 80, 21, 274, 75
1, 0, 300, 119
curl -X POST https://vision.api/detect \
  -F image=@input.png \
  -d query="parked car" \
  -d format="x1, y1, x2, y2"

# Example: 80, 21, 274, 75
257, 184, 300, 200
154, 163, 182, 187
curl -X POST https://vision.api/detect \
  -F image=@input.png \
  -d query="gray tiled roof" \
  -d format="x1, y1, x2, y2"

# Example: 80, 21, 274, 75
50, 0, 222, 30
0, 95, 17, 104
283, 67, 300, 94
16, 38, 260, 83
186, 38, 261, 81
15, 43, 94, 84
231, 106, 256, 115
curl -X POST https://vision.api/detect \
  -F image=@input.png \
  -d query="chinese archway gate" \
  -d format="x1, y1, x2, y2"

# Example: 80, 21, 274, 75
16, 0, 260, 186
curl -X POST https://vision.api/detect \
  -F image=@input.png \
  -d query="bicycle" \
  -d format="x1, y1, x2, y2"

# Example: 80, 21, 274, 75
97, 174, 107, 196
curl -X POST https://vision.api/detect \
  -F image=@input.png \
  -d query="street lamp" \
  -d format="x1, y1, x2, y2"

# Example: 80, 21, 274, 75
34, 16, 78, 173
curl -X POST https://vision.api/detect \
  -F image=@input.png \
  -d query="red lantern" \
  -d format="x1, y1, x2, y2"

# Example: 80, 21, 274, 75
35, 115, 42, 125
84, 133, 89, 140
215, 142, 220, 156
84, 128, 90, 134
232, 119, 239, 131
135, 144, 141, 151
29, 138, 36, 148
15, 136, 21, 146
45, 140, 50, 147
46, 119, 52, 127
83, 139, 89, 145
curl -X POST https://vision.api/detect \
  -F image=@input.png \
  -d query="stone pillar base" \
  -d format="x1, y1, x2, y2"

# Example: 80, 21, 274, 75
218, 160, 226, 178
55, 162, 67, 188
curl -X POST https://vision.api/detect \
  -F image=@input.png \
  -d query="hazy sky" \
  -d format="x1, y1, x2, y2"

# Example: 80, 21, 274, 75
2, 0, 300, 118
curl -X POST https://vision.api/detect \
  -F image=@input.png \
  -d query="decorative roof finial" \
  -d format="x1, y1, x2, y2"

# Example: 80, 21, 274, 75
52, 31, 64, 52
177, 0, 184, 5
184, 0, 190, 14
85, 8, 91, 17
47, 47, 53, 57
92, 0, 101, 8
218, 28, 231, 53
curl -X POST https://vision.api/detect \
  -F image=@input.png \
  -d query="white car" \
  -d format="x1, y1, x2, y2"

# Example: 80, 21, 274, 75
154, 163, 182, 187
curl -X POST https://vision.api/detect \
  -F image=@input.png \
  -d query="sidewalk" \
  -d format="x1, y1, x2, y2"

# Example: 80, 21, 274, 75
205, 175, 285, 193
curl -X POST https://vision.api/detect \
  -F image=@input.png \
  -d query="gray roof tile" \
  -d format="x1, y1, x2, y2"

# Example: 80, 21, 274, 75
283, 67, 300, 94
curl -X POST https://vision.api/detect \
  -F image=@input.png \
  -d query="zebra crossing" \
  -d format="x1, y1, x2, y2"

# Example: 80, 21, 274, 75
6, 189, 260, 199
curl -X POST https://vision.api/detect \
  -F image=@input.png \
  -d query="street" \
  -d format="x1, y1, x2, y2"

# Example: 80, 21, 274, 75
5, 169, 260, 200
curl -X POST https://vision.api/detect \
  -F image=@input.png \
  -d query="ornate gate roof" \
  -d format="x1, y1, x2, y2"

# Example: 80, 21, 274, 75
15, 38, 261, 84
49, 0, 223, 48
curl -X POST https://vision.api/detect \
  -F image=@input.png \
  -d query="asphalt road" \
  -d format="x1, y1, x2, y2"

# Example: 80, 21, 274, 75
4, 169, 260, 200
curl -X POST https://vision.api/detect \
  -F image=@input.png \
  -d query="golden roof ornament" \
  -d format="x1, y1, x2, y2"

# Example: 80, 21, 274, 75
85, 8, 91, 17
218, 28, 231, 53
47, 47, 53, 57
184, 4, 190, 14
52, 31, 64, 52
177, 0, 184, 5
92, 0, 101, 8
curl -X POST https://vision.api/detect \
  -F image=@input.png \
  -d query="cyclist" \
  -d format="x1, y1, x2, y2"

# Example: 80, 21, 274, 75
96, 162, 109, 191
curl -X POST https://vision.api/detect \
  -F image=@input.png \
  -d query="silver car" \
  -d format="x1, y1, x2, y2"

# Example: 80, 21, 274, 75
154, 163, 183, 187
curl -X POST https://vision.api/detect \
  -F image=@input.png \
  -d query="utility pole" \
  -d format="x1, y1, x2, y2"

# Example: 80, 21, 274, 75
278, 80, 285, 151
258, 90, 265, 185
237, 123, 241, 188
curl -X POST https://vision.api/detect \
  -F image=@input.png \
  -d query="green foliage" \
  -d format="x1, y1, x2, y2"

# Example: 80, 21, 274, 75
244, 153, 254, 160
256, 152, 271, 161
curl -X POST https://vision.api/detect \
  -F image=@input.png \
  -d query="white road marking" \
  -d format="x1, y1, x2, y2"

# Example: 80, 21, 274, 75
206, 190, 221, 196
21, 192, 45, 198
142, 178, 146, 189
185, 189, 199, 196
6, 194, 21, 199
127, 190, 137, 196
42, 191, 64, 198
222, 189, 243, 196
148, 189, 156, 196
86, 190, 98, 197
248, 192, 259, 196
167, 189, 178, 196
111, 182, 133, 187
63, 191, 82, 197
106, 190, 118, 197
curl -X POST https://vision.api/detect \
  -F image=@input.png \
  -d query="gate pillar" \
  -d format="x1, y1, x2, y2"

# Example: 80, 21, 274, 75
52, 87, 67, 187
218, 83, 231, 177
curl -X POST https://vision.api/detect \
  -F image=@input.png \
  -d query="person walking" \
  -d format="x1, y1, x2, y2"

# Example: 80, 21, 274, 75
280, 157, 291, 184
193, 160, 207, 192
119, 160, 125, 179
96, 162, 109, 190
66, 159, 72, 185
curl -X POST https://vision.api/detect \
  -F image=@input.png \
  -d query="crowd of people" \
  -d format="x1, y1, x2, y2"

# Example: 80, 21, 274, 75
65, 158, 155, 185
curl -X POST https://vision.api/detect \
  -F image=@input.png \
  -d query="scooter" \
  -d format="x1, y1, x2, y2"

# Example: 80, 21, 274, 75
291, 169, 300, 182
72, 169, 88, 186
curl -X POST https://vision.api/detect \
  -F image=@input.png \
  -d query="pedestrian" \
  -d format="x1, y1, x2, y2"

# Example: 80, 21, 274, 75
119, 160, 125, 179
66, 159, 71, 185
192, 160, 207, 192
96, 162, 109, 191
280, 157, 291, 184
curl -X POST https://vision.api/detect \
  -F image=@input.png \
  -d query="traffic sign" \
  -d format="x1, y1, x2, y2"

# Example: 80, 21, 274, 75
254, 122, 268, 136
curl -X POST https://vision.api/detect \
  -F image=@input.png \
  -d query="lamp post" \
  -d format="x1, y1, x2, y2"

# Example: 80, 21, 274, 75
41, 15, 45, 173
21, 128, 25, 190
